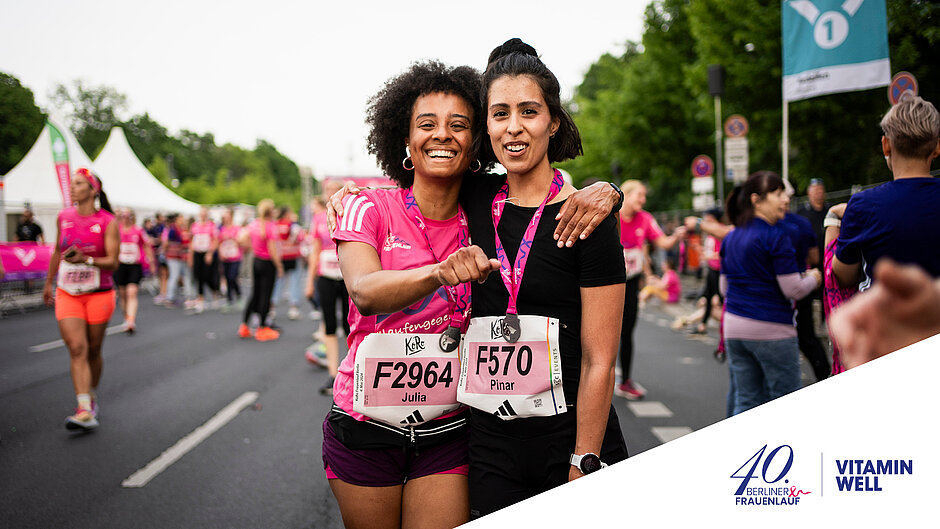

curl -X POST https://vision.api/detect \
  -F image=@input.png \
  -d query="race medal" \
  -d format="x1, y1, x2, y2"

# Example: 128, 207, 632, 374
58, 261, 101, 295
353, 332, 461, 426
457, 315, 566, 419
439, 326, 461, 352
502, 313, 521, 343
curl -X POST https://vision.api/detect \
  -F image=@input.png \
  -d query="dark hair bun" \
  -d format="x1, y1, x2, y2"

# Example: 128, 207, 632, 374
487, 38, 538, 66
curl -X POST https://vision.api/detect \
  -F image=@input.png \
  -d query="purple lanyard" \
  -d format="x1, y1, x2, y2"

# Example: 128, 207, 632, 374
401, 187, 470, 350
491, 169, 564, 329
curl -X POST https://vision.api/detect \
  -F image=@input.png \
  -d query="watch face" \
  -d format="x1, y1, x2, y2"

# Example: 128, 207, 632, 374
580, 454, 602, 474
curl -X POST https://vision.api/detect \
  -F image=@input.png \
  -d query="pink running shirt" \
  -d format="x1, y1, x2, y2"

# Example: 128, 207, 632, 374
190, 221, 218, 253
57, 207, 116, 291
332, 188, 462, 420
119, 224, 148, 265
663, 269, 681, 303
218, 225, 243, 262
249, 219, 277, 260
619, 210, 664, 249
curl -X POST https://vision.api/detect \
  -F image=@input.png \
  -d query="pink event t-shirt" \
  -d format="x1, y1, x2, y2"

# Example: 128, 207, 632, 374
189, 221, 218, 253
218, 224, 243, 262
620, 210, 664, 249
58, 207, 115, 290
119, 224, 148, 265
332, 188, 461, 420
249, 219, 277, 260
663, 269, 681, 303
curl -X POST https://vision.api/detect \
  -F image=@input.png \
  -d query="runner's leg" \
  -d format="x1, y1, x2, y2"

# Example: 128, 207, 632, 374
328, 480, 403, 529
402, 474, 469, 529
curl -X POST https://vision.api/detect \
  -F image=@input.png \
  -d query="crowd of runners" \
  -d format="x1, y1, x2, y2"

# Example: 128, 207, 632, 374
33, 36, 940, 527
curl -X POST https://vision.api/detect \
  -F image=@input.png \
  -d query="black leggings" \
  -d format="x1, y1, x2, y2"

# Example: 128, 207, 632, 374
618, 276, 641, 383
244, 258, 276, 326
223, 260, 241, 301
795, 293, 830, 380
316, 276, 349, 336
701, 268, 723, 325
192, 252, 219, 296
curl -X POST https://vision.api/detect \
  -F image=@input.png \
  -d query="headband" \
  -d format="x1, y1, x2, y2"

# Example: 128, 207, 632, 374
74, 167, 101, 194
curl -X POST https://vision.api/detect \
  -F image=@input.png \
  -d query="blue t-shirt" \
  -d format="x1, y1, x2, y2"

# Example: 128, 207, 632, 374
836, 178, 940, 290
721, 217, 800, 325
779, 212, 816, 269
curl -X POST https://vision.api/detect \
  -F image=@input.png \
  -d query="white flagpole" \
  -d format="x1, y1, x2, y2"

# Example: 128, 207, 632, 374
782, 98, 789, 183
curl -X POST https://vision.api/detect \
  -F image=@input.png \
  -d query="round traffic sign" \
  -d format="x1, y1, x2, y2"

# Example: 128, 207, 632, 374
724, 115, 749, 138
889, 71, 918, 105
691, 155, 714, 177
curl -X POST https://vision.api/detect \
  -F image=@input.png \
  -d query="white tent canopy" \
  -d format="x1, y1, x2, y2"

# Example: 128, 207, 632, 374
1, 121, 202, 240
94, 127, 200, 217
2, 117, 96, 240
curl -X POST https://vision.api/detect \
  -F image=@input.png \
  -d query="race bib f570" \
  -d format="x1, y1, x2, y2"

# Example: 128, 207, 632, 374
457, 315, 566, 420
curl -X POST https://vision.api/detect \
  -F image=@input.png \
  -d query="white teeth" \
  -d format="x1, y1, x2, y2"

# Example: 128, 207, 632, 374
428, 150, 455, 158
506, 144, 526, 152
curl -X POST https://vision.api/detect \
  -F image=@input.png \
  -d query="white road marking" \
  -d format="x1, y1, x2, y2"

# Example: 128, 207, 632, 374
28, 324, 126, 352
651, 426, 693, 443
627, 401, 674, 418
679, 356, 704, 365
122, 391, 259, 488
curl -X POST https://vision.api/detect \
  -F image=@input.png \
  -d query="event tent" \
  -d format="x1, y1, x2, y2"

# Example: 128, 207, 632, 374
94, 126, 200, 217
2, 120, 201, 241
1, 117, 95, 241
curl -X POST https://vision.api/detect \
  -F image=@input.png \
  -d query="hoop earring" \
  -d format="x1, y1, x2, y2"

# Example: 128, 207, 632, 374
469, 159, 481, 173
402, 156, 414, 170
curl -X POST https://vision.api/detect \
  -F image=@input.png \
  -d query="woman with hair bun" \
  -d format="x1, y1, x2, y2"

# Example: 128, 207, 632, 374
458, 38, 628, 518
43, 168, 119, 431
720, 171, 821, 416
238, 198, 283, 341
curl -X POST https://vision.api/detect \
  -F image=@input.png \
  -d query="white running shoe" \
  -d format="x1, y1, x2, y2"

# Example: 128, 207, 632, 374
65, 408, 99, 431
288, 306, 301, 320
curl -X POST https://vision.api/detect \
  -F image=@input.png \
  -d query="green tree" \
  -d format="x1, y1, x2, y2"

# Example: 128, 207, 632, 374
49, 80, 127, 157
0, 72, 45, 174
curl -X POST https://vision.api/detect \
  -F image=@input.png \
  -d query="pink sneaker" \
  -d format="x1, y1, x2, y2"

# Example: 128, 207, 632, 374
614, 379, 646, 400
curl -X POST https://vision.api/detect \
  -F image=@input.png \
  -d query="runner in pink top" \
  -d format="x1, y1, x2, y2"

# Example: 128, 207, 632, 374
190, 208, 220, 312
616, 179, 686, 400
116, 209, 154, 334
218, 208, 244, 307
304, 181, 350, 393
239, 200, 283, 341
43, 167, 119, 431
332, 188, 470, 420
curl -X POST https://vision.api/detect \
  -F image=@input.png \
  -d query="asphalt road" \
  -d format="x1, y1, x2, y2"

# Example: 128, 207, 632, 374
1, 284, 817, 528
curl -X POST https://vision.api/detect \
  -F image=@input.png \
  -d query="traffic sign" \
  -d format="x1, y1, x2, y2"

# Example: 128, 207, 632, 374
691, 155, 714, 177
725, 137, 749, 183
692, 195, 716, 212
724, 115, 749, 138
692, 176, 714, 194
888, 71, 918, 105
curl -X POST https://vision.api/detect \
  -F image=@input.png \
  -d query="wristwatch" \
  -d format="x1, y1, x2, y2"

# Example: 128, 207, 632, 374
570, 453, 607, 475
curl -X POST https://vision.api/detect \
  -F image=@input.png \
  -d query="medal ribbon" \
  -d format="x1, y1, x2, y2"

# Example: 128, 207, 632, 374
401, 187, 471, 330
491, 169, 565, 315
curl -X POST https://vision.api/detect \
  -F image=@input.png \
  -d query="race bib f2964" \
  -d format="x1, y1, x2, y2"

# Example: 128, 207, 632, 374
353, 332, 461, 426
457, 315, 566, 420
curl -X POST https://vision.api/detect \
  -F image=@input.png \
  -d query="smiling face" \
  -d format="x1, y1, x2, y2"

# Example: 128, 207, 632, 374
486, 75, 559, 179
624, 186, 647, 215
406, 92, 474, 182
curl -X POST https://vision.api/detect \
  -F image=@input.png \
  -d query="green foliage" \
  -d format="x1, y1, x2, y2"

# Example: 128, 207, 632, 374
45, 80, 303, 210
0, 72, 45, 174
565, 0, 940, 210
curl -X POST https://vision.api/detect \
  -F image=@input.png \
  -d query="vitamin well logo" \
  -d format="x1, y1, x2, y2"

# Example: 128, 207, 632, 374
833, 459, 913, 492
731, 444, 811, 506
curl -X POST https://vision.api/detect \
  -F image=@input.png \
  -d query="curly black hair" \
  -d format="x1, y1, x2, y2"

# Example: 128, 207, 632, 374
476, 38, 583, 167
366, 61, 490, 188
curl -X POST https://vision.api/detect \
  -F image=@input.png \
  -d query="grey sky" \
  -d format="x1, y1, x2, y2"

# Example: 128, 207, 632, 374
1, 0, 647, 179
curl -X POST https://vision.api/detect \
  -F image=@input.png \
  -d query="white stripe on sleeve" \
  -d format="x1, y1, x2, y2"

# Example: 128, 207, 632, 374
353, 202, 374, 233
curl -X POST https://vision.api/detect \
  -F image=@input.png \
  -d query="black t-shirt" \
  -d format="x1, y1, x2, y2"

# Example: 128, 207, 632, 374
797, 203, 827, 261
16, 221, 43, 242
460, 174, 626, 406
